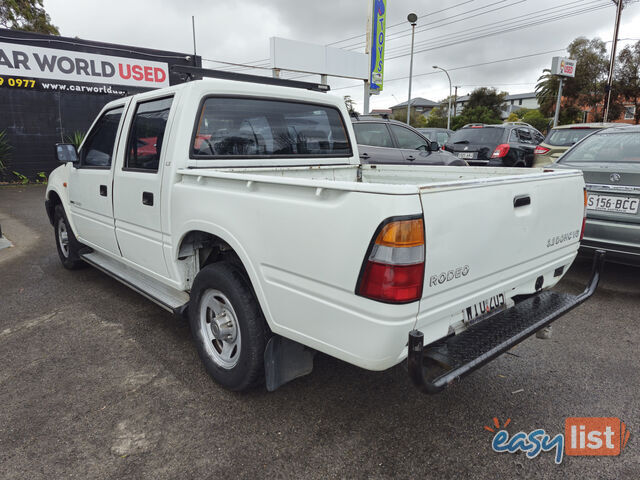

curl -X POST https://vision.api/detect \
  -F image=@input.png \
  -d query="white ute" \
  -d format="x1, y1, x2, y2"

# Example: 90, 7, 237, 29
45, 68, 604, 393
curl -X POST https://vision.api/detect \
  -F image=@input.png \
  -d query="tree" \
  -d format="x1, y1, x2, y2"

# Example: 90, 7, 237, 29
535, 37, 623, 123
451, 106, 502, 130
391, 108, 426, 128
0, 0, 59, 35
506, 112, 519, 122
423, 97, 454, 128
461, 87, 507, 119
343, 95, 358, 115
520, 109, 551, 133
616, 40, 640, 124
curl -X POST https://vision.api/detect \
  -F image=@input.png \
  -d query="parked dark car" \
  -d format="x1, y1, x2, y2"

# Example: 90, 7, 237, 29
351, 116, 466, 166
443, 122, 544, 167
553, 125, 640, 266
417, 127, 454, 146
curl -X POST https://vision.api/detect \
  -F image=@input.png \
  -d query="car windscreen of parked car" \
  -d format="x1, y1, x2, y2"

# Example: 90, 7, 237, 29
545, 128, 598, 147
448, 127, 504, 144
559, 131, 640, 163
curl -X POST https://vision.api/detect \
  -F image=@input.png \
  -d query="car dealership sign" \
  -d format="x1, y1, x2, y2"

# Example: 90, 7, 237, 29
0, 41, 169, 88
551, 56, 577, 78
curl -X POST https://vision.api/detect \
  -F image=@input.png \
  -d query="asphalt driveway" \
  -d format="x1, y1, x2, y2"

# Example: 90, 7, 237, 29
1, 185, 638, 479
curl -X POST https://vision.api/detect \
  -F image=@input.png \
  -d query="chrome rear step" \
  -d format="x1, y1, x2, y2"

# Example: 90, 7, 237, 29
81, 251, 189, 315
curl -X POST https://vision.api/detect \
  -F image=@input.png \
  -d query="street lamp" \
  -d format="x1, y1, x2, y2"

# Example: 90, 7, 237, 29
433, 65, 452, 130
406, 13, 418, 125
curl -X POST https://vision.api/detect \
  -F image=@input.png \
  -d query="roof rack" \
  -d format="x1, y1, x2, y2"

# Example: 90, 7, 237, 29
171, 65, 330, 93
502, 121, 533, 127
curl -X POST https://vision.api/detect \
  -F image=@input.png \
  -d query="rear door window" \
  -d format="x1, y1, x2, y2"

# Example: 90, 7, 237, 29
125, 97, 174, 172
192, 98, 351, 158
516, 128, 534, 144
352, 122, 394, 148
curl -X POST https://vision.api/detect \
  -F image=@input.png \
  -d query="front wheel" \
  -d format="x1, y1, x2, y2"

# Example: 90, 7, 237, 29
53, 205, 85, 270
189, 262, 269, 391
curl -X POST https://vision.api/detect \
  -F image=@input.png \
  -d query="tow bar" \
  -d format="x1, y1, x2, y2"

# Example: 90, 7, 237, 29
408, 250, 606, 394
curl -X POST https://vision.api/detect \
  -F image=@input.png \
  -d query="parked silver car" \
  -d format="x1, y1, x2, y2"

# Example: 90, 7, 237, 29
351, 116, 466, 166
554, 125, 640, 265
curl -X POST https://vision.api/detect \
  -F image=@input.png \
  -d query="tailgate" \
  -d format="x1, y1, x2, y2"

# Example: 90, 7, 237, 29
447, 143, 494, 164
415, 170, 585, 340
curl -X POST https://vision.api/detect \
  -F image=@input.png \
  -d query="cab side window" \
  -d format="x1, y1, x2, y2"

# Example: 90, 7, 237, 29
125, 97, 173, 172
79, 107, 123, 168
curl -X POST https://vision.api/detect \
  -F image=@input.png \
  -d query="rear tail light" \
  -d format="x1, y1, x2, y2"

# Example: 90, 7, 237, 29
580, 188, 587, 241
534, 146, 550, 155
491, 144, 510, 158
356, 217, 425, 303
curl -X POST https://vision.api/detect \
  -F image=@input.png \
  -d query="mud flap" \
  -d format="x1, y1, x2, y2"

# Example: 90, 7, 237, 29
264, 335, 315, 391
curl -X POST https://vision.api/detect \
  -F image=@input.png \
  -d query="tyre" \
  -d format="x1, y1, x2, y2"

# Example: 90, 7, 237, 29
53, 205, 86, 270
189, 261, 268, 391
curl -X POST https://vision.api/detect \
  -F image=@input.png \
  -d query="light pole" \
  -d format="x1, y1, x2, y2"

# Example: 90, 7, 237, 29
433, 65, 452, 130
406, 13, 417, 125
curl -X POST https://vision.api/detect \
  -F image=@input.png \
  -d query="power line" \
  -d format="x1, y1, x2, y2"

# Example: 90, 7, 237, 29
327, 0, 476, 47
382, 0, 603, 57
341, 0, 521, 51
285, 2, 610, 82
386, 2, 612, 60
331, 47, 568, 91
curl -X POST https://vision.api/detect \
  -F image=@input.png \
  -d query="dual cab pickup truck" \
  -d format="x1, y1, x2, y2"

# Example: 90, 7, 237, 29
45, 68, 603, 393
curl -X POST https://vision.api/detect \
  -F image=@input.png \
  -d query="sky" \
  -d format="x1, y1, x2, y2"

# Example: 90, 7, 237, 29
43, 0, 640, 111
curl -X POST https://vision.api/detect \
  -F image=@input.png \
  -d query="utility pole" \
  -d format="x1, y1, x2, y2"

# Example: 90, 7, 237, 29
603, 0, 624, 122
553, 77, 564, 127
406, 13, 418, 125
191, 16, 197, 66
453, 85, 459, 117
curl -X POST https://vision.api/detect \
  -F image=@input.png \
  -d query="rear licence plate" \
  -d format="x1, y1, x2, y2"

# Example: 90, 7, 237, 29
463, 293, 507, 325
457, 152, 475, 159
587, 194, 639, 214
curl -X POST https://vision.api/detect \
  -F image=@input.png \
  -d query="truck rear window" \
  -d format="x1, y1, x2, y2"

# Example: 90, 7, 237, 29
192, 98, 352, 158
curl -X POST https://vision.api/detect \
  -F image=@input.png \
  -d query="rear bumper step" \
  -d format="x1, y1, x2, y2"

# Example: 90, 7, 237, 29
408, 249, 606, 394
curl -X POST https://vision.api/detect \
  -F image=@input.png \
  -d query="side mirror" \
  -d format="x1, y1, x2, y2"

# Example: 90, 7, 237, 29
56, 143, 79, 164
429, 141, 439, 152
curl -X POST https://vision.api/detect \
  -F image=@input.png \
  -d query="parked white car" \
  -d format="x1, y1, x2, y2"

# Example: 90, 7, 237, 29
45, 69, 603, 393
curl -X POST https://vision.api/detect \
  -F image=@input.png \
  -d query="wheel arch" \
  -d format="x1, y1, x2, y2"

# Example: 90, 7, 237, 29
175, 224, 274, 329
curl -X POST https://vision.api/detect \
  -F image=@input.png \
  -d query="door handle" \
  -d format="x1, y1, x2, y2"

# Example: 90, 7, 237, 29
406, 155, 416, 161
99, 185, 107, 197
359, 153, 370, 159
514, 195, 531, 208
142, 191, 154, 206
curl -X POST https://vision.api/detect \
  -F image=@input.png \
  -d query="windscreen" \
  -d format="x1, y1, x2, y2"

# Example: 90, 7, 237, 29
448, 127, 504, 145
559, 131, 640, 163
192, 98, 351, 158
545, 128, 599, 146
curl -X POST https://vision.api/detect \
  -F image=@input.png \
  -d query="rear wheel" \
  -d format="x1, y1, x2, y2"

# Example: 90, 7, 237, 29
53, 205, 85, 270
189, 261, 268, 391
